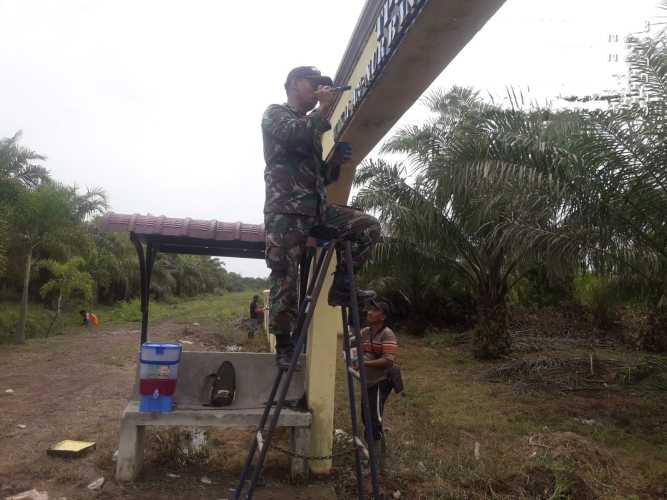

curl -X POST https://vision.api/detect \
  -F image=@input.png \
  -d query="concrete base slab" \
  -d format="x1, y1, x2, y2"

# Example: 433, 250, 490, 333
117, 350, 312, 484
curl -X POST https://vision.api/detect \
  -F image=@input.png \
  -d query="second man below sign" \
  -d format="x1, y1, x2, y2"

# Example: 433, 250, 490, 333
262, 66, 381, 369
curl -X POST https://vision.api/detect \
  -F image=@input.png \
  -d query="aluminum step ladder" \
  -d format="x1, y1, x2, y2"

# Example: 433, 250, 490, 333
234, 239, 382, 499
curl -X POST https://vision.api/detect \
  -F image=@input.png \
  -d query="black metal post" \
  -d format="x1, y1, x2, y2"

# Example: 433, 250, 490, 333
298, 247, 315, 351
344, 241, 381, 499
341, 306, 365, 500
130, 233, 148, 345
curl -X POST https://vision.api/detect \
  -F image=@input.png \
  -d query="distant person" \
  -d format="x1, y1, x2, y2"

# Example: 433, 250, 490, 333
249, 295, 263, 321
79, 310, 98, 328
248, 295, 264, 338
360, 299, 401, 466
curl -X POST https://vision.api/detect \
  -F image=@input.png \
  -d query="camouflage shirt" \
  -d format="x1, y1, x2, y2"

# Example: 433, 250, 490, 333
262, 103, 339, 217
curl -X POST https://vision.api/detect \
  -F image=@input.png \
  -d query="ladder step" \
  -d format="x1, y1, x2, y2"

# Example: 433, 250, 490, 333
256, 431, 264, 453
348, 366, 360, 379
354, 436, 369, 459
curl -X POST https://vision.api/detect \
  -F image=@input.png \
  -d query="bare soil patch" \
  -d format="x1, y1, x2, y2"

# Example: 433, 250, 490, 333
0, 321, 330, 500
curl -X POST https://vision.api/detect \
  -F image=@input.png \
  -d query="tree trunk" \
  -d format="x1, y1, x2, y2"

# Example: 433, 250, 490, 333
57, 290, 63, 335
46, 290, 62, 338
473, 296, 511, 359
16, 249, 32, 344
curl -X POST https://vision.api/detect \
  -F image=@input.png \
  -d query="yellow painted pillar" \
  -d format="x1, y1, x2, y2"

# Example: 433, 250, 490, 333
304, 259, 339, 473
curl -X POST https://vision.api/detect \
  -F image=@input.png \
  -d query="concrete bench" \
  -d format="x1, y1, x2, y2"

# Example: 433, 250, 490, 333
116, 351, 311, 481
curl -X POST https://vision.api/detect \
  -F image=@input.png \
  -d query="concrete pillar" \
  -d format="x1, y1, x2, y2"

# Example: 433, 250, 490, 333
305, 264, 339, 474
116, 420, 144, 481
289, 426, 311, 480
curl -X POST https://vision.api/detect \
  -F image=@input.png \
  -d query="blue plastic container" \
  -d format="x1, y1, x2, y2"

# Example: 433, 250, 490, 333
138, 342, 182, 413
140, 342, 182, 364
139, 392, 173, 412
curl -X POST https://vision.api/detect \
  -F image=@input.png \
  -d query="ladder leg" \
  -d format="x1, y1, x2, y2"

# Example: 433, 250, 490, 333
243, 243, 336, 499
297, 247, 315, 352
298, 247, 314, 312
341, 306, 365, 500
234, 369, 284, 499
344, 241, 382, 499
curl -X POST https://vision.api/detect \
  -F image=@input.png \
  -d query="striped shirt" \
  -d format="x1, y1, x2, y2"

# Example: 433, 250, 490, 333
361, 325, 397, 386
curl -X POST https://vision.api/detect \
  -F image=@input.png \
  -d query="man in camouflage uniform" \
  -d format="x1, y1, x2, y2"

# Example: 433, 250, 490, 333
263, 66, 380, 368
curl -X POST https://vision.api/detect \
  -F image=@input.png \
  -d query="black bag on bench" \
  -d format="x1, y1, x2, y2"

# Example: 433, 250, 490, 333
209, 361, 236, 407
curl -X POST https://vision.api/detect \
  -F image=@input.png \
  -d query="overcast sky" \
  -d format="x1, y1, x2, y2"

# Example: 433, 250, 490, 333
1, 0, 662, 277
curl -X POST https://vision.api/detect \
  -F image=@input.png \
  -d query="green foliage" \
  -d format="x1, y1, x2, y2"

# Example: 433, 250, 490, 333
39, 257, 94, 307
0, 131, 49, 189
108, 299, 143, 322
0, 132, 49, 279
355, 28, 667, 354
354, 87, 579, 358
85, 226, 139, 303
573, 275, 622, 330
567, 30, 667, 348
512, 265, 576, 308
0, 132, 267, 344
0, 301, 80, 342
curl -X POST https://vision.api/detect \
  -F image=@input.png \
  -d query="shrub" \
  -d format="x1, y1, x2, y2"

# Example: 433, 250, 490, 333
574, 275, 621, 331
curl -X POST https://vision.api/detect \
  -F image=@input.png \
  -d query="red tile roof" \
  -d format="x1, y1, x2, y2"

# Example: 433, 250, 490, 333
100, 213, 266, 259
101, 213, 265, 242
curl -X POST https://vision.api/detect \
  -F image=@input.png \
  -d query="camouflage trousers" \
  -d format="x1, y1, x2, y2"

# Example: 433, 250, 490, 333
265, 204, 380, 338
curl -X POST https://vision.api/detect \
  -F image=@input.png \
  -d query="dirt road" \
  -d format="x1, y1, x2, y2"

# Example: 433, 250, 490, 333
0, 323, 336, 500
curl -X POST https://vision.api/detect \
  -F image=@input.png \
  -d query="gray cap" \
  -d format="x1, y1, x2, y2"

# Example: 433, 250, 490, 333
369, 298, 391, 317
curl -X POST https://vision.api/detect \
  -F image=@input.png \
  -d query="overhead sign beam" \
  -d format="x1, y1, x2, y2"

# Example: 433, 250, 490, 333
322, 0, 506, 202
306, 0, 506, 475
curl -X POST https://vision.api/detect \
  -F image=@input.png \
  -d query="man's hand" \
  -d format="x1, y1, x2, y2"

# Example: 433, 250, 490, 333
315, 85, 337, 115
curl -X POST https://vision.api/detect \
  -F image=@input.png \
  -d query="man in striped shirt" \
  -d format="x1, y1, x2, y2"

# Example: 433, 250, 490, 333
361, 299, 398, 458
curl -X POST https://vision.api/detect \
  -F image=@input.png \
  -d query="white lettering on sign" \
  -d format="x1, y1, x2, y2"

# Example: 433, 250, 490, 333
334, 0, 427, 138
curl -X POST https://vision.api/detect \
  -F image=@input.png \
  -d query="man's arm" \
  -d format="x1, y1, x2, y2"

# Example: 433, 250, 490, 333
262, 105, 331, 145
363, 327, 397, 369
364, 356, 393, 369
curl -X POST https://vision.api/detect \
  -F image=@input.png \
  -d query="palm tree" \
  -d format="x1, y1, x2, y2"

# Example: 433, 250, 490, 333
572, 28, 667, 351
0, 132, 50, 277
0, 131, 49, 189
13, 183, 106, 343
354, 88, 581, 358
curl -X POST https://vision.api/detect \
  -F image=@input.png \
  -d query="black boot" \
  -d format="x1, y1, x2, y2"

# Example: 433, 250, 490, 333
328, 265, 376, 307
275, 335, 293, 370
275, 335, 302, 371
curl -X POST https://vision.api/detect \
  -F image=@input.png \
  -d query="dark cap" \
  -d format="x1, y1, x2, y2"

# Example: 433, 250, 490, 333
284, 66, 333, 89
369, 298, 391, 317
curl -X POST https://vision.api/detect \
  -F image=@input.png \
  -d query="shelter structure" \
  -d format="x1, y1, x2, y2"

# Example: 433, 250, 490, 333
102, 213, 264, 344
101, 214, 316, 481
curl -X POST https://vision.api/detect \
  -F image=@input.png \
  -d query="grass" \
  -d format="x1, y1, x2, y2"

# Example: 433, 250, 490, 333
0, 301, 82, 343
0, 290, 263, 344
332, 334, 667, 498
3, 292, 665, 498
97, 290, 259, 325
